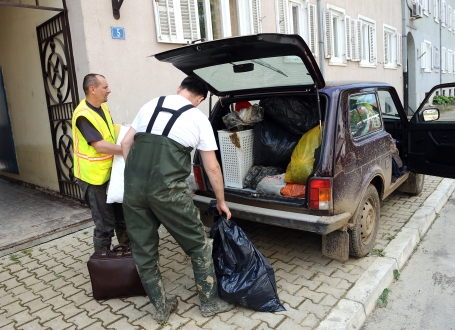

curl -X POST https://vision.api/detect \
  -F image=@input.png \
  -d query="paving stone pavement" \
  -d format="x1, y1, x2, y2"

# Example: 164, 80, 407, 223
0, 176, 452, 330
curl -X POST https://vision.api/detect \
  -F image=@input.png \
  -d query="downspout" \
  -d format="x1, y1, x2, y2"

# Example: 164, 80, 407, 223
317, 0, 324, 75
402, 0, 408, 115
440, 1, 442, 84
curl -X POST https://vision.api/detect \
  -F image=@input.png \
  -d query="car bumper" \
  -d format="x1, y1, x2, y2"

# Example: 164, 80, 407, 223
193, 195, 352, 235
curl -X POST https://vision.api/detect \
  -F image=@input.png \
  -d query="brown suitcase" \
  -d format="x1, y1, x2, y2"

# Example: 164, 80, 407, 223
87, 244, 147, 300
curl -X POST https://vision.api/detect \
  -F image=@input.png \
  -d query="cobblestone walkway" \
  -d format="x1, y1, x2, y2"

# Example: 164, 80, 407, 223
0, 176, 445, 329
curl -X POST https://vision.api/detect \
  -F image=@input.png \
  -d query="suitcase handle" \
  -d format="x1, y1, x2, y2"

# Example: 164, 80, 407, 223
112, 244, 131, 253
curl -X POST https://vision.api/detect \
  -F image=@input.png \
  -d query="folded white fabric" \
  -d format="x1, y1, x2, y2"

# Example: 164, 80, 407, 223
106, 125, 130, 203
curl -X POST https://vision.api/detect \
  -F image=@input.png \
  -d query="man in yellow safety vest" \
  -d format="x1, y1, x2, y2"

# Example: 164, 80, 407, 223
72, 73, 129, 251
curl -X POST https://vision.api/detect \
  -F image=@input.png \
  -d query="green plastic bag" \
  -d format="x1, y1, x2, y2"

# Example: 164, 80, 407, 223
285, 124, 322, 184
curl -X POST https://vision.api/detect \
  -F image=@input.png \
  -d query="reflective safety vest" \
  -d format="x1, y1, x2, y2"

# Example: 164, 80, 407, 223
72, 99, 115, 185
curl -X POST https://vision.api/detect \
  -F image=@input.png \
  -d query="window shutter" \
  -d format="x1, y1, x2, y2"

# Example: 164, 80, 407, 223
397, 33, 402, 65
277, 0, 289, 33
443, 1, 446, 25
324, 9, 333, 58
449, 7, 453, 30
441, 47, 447, 73
434, 46, 440, 68
308, 3, 317, 55
252, 0, 262, 34
421, 43, 427, 69
435, 0, 438, 20
180, 0, 200, 42
154, 0, 200, 44
354, 19, 362, 61
154, 0, 177, 43
368, 25, 375, 63
448, 50, 453, 73
384, 31, 389, 64
345, 16, 351, 60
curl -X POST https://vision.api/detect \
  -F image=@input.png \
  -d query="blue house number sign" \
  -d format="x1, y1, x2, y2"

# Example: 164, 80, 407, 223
111, 27, 125, 40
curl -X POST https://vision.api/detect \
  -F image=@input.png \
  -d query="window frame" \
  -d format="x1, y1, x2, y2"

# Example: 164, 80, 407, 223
159, 0, 262, 43
435, 0, 440, 22
324, 4, 347, 66
448, 49, 453, 74
276, 0, 317, 56
383, 24, 399, 69
421, 40, 432, 72
442, 47, 447, 73
358, 15, 377, 68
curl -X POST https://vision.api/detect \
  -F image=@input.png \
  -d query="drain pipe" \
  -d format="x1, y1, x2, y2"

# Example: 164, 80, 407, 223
402, 0, 408, 115
317, 0, 324, 75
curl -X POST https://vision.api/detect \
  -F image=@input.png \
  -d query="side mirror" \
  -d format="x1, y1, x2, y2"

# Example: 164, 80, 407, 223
422, 108, 439, 122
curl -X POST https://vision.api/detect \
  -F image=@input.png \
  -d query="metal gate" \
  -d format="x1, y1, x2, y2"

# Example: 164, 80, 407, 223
36, 12, 81, 199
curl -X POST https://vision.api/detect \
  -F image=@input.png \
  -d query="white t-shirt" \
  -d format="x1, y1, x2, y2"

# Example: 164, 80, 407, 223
131, 95, 218, 151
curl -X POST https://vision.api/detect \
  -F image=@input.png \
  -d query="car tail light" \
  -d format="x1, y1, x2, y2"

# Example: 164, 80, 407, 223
193, 165, 207, 191
308, 178, 332, 210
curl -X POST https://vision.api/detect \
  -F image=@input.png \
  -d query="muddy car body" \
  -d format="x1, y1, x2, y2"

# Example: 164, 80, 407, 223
155, 34, 455, 260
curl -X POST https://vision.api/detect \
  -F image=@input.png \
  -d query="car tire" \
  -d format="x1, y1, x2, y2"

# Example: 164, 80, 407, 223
397, 172, 424, 196
349, 184, 380, 257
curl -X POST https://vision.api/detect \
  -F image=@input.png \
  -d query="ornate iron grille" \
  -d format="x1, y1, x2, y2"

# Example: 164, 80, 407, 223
37, 12, 81, 199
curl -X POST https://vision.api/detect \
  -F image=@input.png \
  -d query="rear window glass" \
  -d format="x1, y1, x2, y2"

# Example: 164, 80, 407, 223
349, 93, 382, 138
194, 56, 314, 93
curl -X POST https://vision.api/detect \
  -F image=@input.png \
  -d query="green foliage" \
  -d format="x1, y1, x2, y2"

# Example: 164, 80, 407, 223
393, 269, 400, 281
9, 254, 19, 262
21, 248, 33, 257
382, 229, 401, 241
433, 95, 455, 105
371, 248, 386, 257
377, 288, 390, 307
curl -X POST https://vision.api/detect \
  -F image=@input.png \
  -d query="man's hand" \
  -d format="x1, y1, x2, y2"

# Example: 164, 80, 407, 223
216, 200, 231, 220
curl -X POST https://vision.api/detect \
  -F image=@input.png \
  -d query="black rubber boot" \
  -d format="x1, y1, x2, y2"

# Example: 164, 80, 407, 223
93, 236, 111, 252
141, 272, 178, 324
113, 203, 131, 247
191, 243, 235, 317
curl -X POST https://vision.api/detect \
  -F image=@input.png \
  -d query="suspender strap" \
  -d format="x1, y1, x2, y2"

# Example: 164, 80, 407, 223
145, 96, 194, 136
146, 96, 166, 133
161, 104, 194, 136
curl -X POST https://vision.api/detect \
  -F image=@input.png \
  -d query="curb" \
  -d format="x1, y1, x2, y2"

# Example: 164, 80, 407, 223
316, 178, 455, 330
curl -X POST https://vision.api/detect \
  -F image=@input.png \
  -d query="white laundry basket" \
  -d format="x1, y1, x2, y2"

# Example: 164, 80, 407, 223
217, 129, 254, 188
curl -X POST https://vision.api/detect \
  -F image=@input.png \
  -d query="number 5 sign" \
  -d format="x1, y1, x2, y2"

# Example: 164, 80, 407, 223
111, 27, 125, 40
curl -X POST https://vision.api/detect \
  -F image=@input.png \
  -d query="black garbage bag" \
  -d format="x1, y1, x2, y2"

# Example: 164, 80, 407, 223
253, 119, 302, 168
259, 96, 320, 135
208, 201, 286, 312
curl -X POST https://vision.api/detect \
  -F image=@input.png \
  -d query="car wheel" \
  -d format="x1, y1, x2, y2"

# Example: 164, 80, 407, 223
349, 184, 380, 257
397, 172, 424, 196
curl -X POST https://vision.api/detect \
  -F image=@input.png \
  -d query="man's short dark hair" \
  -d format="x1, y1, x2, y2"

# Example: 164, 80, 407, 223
83, 74, 105, 95
180, 76, 208, 100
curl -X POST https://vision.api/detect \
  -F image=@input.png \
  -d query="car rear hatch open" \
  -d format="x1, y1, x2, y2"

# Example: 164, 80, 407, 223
154, 33, 325, 95
154, 34, 327, 210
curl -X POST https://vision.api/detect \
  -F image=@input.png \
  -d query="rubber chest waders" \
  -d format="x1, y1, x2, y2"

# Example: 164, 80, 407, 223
123, 96, 206, 278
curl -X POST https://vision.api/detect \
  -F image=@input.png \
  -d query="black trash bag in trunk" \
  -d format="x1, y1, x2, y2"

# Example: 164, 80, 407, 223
259, 96, 320, 135
253, 119, 302, 168
208, 201, 286, 312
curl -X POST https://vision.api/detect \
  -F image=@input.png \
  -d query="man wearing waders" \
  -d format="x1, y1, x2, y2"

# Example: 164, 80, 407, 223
121, 76, 234, 324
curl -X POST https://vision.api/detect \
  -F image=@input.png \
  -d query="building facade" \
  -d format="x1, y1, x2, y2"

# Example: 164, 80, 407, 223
0, 0, 444, 198
406, 0, 455, 112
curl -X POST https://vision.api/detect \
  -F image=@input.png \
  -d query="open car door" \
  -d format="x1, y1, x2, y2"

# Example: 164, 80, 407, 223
407, 83, 455, 179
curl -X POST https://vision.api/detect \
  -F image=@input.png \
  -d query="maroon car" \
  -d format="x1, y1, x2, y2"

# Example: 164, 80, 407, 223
155, 34, 455, 260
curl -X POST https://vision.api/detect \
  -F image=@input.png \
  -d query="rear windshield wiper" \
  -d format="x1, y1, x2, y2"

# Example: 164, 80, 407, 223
251, 59, 288, 77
